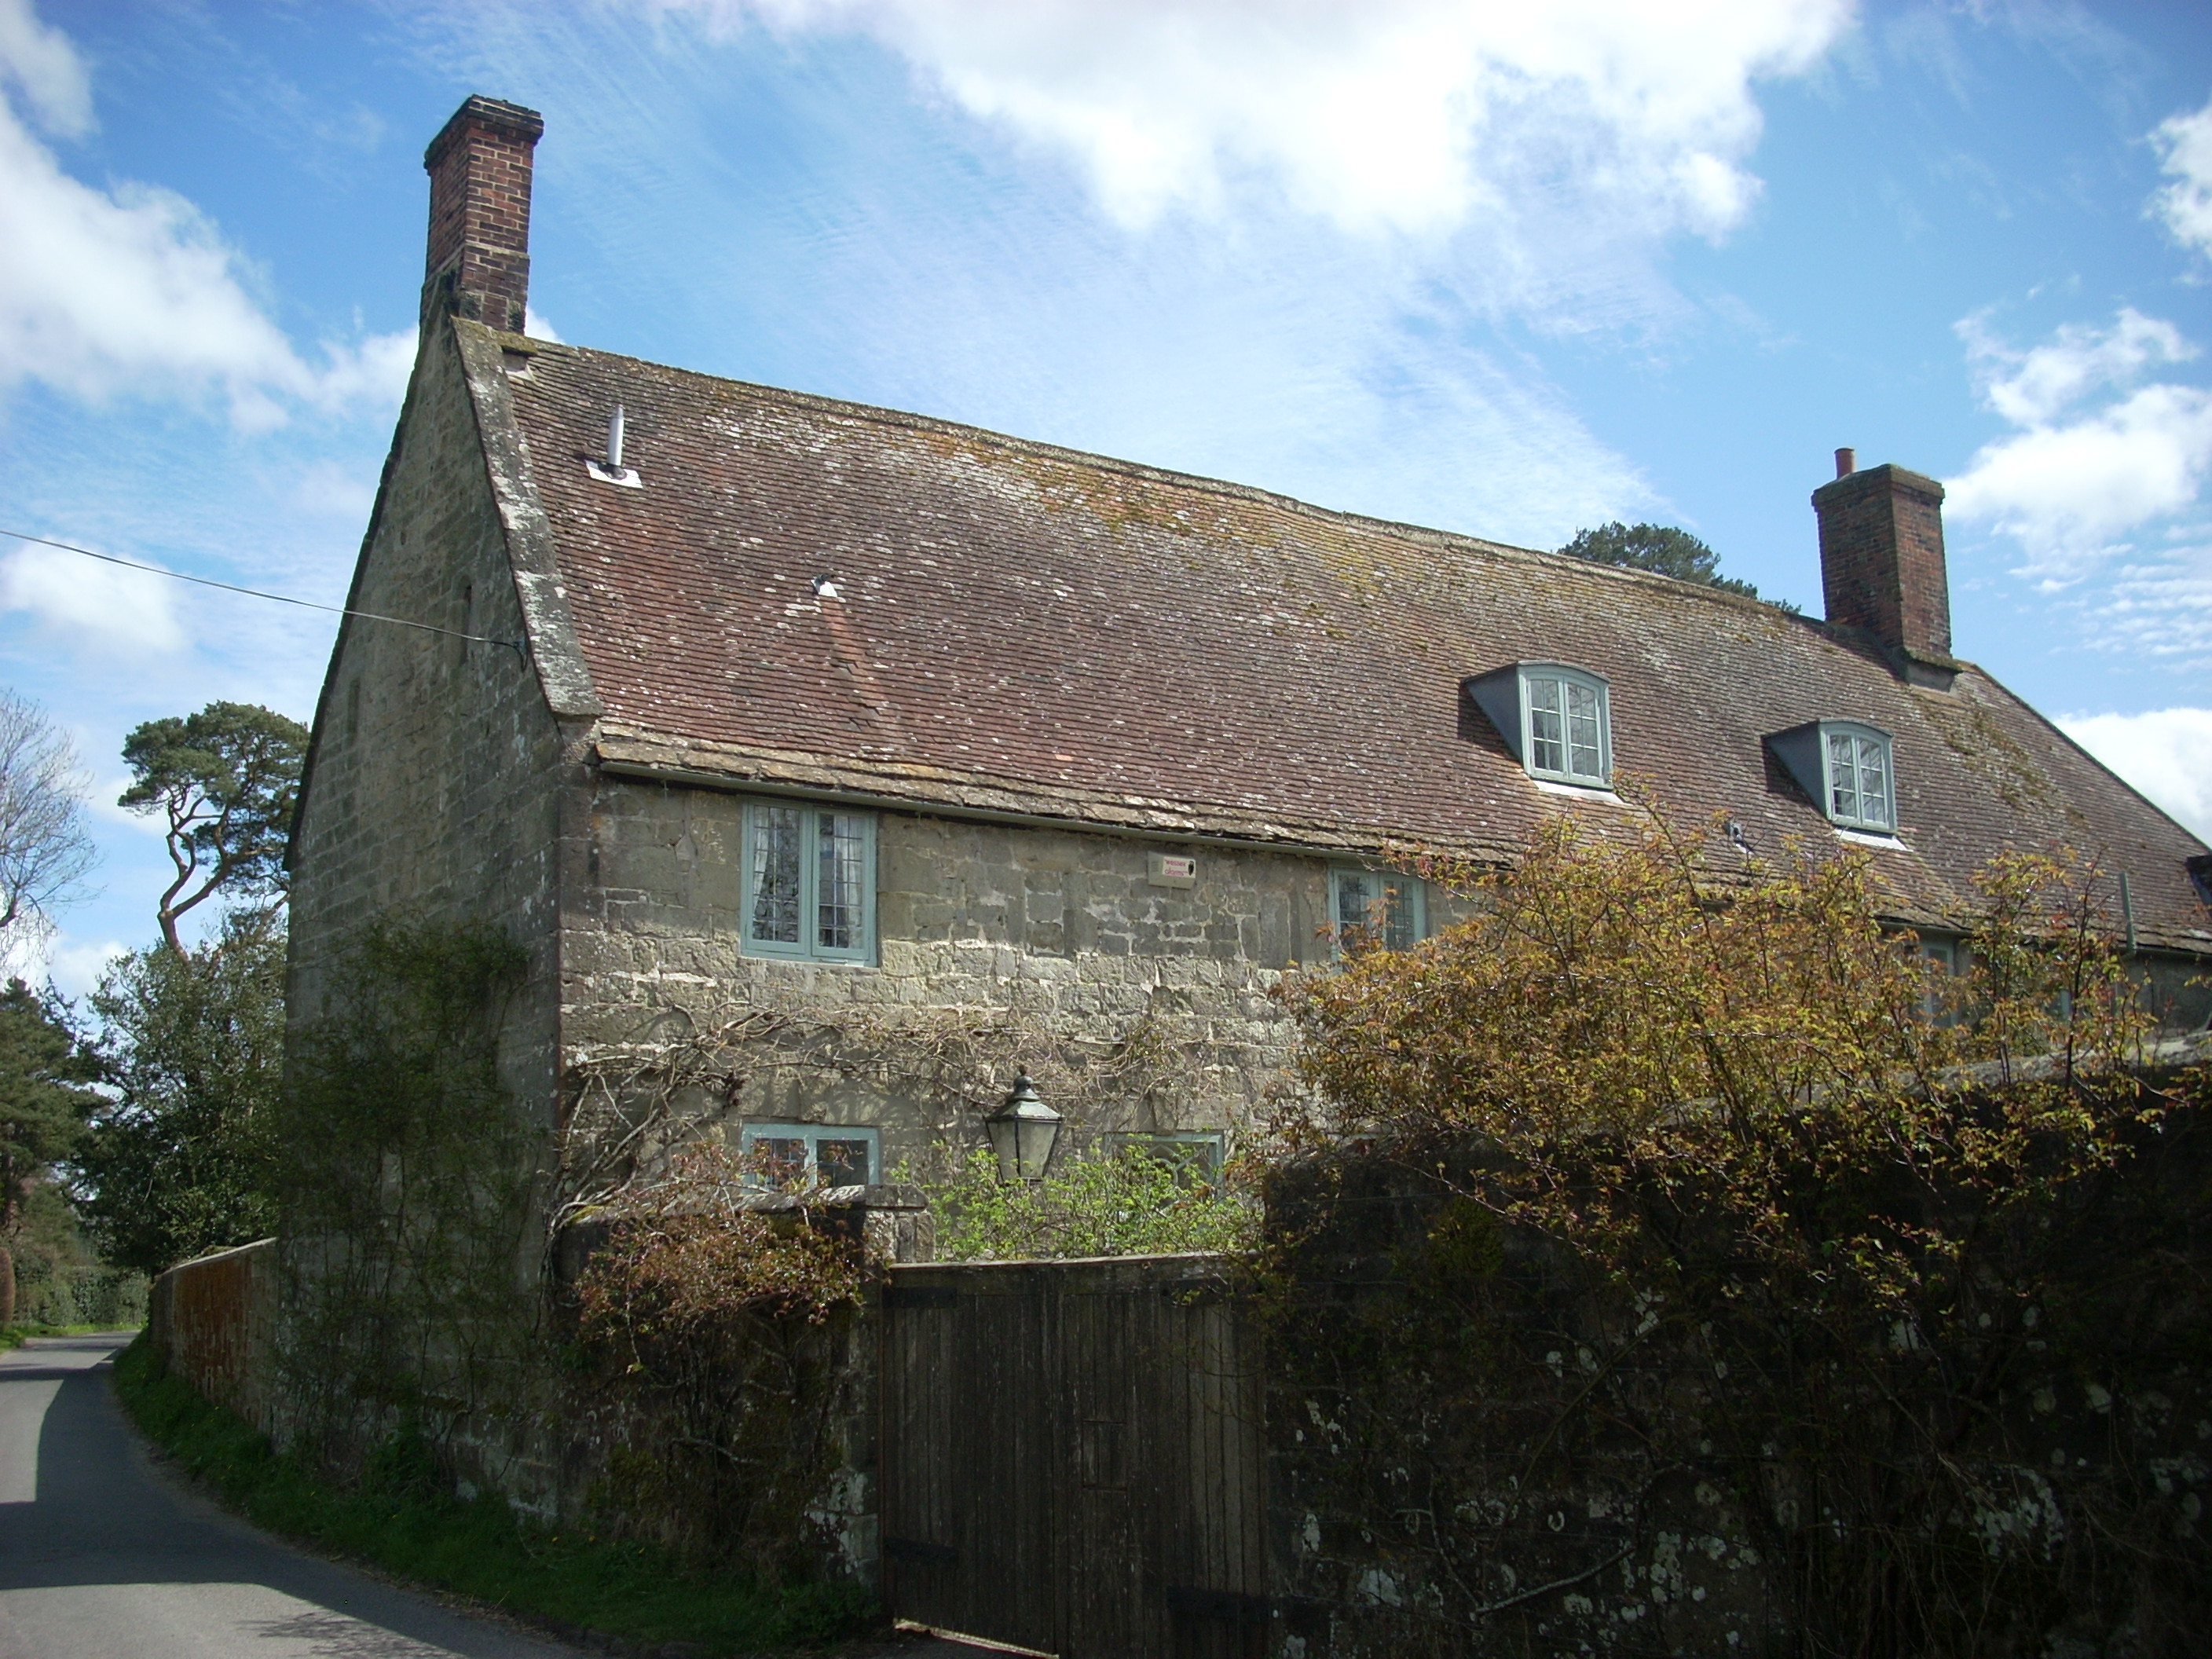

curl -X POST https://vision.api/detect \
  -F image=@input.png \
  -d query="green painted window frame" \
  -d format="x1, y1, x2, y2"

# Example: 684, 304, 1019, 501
1330, 865, 1429, 953
1518, 665, 1612, 787
1917, 938, 1960, 1025
740, 800, 877, 964
738, 1122, 881, 1189
1818, 722, 1896, 833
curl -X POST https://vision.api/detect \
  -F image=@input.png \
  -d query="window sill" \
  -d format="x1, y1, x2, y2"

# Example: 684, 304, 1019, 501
1530, 776, 1624, 804
1834, 826, 1906, 850
738, 947, 880, 969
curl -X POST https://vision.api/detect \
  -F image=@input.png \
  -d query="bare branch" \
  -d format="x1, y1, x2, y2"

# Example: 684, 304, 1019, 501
0, 689, 97, 950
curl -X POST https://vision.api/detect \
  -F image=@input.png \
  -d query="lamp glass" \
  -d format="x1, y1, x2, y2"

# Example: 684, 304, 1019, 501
985, 1075, 1062, 1181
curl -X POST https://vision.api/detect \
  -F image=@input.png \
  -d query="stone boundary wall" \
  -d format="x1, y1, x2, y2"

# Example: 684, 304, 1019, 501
148, 1237, 278, 1436
523, 1187, 935, 1575
1261, 1113, 2212, 1658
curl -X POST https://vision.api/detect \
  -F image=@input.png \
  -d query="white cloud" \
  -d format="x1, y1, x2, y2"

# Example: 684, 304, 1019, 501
0, 539, 186, 654
306, 328, 418, 411
0, 2, 413, 423
2152, 93, 2212, 260
524, 303, 562, 342
2059, 707, 2212, 840
5, 928, 127, 998
1958, 306, 2194, 427
288, 460, 380, 522
662, 0, 1850, 243
1948, 383, 2212, 575
0, 0, 87, 137
84, 774, 164, 834
1947, 309, 2212, 581
2077, 552, 2212, 665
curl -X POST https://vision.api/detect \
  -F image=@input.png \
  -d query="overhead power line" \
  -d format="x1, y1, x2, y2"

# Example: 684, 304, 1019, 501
0, 527, 527, 657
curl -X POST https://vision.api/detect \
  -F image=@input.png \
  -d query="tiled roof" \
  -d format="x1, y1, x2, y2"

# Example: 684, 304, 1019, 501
482, 325, 2212, 951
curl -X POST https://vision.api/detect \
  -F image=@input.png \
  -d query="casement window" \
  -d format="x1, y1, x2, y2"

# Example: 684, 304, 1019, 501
1331, 865, 1428, 953
1917, 939, 1959, 1025
738, 1122, 880, 1189
1463, 663, 1613, 789
1523, 668, 1610, 785
742, 801, 876, 962
1822, 726, 1895, 833
1767, 720, 1899, 836
1104, 1131, 1225, 1184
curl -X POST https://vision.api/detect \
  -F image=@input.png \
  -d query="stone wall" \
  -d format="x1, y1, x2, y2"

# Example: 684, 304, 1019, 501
283, 320, 588, 1506
287, 319, 573, 1137
551, 1188, 932, 1586
1262, 1110, 2212, 1658
148, 1239, 278, 1437
556, 775, 1414, 1171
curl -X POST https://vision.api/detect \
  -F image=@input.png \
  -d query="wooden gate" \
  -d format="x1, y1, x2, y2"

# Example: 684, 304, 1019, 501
879, 1254, 1269, 1657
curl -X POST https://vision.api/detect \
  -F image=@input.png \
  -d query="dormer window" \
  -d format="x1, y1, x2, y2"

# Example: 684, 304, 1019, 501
1463, 663, 1613, 789
1824, 727, 1893, 831
1767, 720, 1897, 835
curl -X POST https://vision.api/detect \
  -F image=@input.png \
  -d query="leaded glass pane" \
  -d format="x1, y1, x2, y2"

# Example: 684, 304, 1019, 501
1566, 681, 1603, 780
1381, 878, 1417, 951
1855, 738, 1891, 827
817, 1137, 873, 1187
1827, 733, 1860, 822
1335, 870, 1377, 936
817, 811, 867, 950
1527, 676, 1565, 773
1335, 869, 1423, 950
758, 1136, 807, 1188
749, 805, 803, 943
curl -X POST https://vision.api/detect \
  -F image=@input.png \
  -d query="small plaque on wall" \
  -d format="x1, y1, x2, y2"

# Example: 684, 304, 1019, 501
1148, 853, 1198, 888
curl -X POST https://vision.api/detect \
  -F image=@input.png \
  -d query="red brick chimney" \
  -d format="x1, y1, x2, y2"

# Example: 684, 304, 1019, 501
422, 96, 544, 334
1812, 454, 1955, 684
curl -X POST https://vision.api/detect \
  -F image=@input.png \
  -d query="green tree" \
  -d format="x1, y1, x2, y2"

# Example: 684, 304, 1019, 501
914, 1143, 1255, 1262
0, 980, 101, 1327
1278, 808, 2153, 1286
1558, 520, 1766, 601
75, 908, 284, 1275
120, 701, 308, 952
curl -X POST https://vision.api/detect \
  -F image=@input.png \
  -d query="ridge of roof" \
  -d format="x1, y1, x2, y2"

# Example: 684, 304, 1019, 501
486, 326, 1819, 622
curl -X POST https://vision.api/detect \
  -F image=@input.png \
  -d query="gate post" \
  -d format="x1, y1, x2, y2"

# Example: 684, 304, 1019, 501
815, 1183, 936, 1265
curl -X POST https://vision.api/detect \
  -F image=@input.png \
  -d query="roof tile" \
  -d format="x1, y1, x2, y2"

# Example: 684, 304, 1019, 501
493, 331, 2211, 950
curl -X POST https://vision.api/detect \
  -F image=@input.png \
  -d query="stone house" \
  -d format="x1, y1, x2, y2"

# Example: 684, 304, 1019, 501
288, 94, 2212, 1207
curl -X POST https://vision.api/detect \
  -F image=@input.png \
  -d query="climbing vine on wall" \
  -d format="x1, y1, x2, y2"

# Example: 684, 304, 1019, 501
273, 919, 534, 1464
556, 998, 1218, 1227
569, 1141, 873, 1573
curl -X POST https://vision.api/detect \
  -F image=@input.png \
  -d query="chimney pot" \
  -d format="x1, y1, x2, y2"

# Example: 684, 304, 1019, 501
422, 95, 544, 335
1835, 446, 1855, 478
1812, 461, 1954, 681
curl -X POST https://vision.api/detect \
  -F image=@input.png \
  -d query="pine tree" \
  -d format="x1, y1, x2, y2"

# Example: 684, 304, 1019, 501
1558, 521, 1765, 601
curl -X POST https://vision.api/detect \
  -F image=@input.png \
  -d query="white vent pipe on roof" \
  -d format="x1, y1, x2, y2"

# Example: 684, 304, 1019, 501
607, 405, 626, 471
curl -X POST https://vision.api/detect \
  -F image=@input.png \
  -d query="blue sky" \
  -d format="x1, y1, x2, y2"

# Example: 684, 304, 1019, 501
3, 0, 2210, 991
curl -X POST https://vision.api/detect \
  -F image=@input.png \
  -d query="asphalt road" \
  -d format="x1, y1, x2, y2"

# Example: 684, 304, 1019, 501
0, 1334, 988, 1659
0, 1331, 592, 1659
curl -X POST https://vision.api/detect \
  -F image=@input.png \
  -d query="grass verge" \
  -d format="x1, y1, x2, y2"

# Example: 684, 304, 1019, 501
110, 1334, 873, 1656
2, 1321, 130, 1351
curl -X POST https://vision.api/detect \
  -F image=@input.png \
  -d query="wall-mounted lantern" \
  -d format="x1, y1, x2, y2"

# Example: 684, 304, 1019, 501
985, 1072, 1062, 1182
